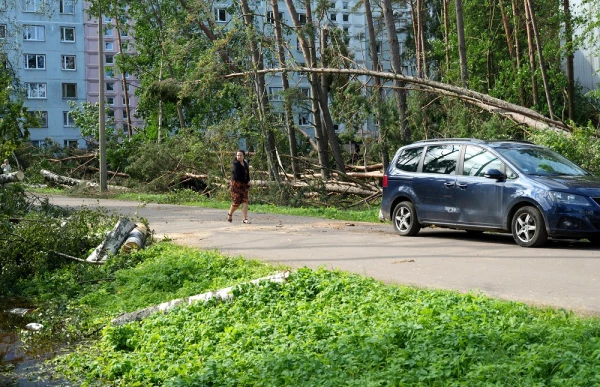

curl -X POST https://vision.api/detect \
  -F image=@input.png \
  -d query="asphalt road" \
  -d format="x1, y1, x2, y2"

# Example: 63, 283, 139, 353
46, 195, 600, 316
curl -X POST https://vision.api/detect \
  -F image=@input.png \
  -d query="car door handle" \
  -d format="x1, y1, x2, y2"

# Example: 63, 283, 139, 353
444, 182, 455, 188
456, 183, 467, 189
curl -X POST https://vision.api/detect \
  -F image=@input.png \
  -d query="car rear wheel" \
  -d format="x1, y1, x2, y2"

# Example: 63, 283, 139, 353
392, 201, 421, 236
511, 206, 548, 247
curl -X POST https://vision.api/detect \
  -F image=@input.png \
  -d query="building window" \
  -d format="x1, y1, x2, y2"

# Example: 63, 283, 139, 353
60, 26, 75, 42
107, 109, 115, 118
329, 1, 336, 9
298, 13, 306, 25
106, 82, 115, 91
299, 87, 310, 98
23, 25, 45, 41
31, 140, 47, 148
104, 41, 113, 51
330, 13, 336, 21
376, 41, 381, 54
105, 68, 114, 78
296, 38, 301, 51
64, 140, 78, 148
121, 42, 128, 51
0, 25, 6, 39
268, 87, 283, 101
29, 111, 48, 127
24, 0, 44, 13
106, 97, 114, 105
342, 14, 349, 22
120, 29, 128, 37
103, 27, 113, 37
63, 111, 74, 127
103, 16, 112, 23
124, 72, 130, 79
61, 55, 76, 70
266, 11, 283, 23
24, 54, 45, 69
105, 54, 114, 64
0, 0, 6, 11
62, 83, 77, 98
298, 114, 309, 126
215, 9, 226, 22
122, 96, 129, 105
60, 0, 74, 14
26, 83, 46, 98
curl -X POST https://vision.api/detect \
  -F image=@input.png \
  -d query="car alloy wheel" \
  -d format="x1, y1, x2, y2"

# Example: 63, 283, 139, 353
512, 206, 548, 247
392, 201, 421, 236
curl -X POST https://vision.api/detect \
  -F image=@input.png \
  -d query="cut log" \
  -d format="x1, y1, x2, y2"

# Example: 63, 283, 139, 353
345, 163, 384, 172
41, 169, 87, 186
86, 218, 136, 263
120, 223, 148, 253
111, 271, 291, 326
0, 171, 24, 184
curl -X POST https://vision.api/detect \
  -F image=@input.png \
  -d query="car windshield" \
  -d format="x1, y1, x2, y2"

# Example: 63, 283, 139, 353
496, 147, 589, 176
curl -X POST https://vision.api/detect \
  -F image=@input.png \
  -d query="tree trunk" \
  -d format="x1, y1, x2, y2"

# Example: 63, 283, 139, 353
512, 0, 525, 105
363, 0, 389, 168
525, 0, 555, 119
240, 0, 280, 183
283, 0, 330, 179
112, 271, 291, 326
524, 0, 539, 106
443, 0, 450, 73
120, 223, 148, 253
499, 0, 515, 62
86, 217, 136, 263
381, 0, 410, 141
40, 169, 84, 186
563, 0, 575, 120
114, 26, 133, 138
455, 0, 469, 88
271, 0, 300, 179
0, 171, 24, 184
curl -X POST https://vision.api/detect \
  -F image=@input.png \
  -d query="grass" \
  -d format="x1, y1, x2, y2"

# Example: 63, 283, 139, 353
39, 244, 600, 386
29, 187, 381, 223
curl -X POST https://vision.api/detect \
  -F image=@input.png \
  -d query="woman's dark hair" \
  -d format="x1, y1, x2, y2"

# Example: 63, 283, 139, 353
237, 150, 245, 156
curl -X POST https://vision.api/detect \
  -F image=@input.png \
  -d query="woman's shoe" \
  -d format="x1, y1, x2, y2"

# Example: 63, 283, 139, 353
227, 213, 233, 222
242, 219, 251, 224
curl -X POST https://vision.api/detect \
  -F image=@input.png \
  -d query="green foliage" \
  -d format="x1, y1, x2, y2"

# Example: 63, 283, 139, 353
54, 268, 600, 386
528, 126, 600, 175
0, 70, 34, 157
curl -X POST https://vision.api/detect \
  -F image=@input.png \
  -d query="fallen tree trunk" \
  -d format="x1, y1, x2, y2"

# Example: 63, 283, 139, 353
111, 271, 291, 326
345, 163, 384, 172
40, 169, 129, 190
86, 218, 136, 263
0, 171, 24, 184
120, 223, 148, 253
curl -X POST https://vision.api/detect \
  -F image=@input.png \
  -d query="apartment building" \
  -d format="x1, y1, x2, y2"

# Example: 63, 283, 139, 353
0, 0, 142, 149
1, 0, 87, 148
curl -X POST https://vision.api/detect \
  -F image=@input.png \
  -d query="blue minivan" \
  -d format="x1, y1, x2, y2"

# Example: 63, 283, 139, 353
379, 139, 600, 247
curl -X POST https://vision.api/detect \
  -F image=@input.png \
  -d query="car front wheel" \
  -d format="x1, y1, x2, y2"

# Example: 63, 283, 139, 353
511, 206, 548, 247
392, 201, 421, 236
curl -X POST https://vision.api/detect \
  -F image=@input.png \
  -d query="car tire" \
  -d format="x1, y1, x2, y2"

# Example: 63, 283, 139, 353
392, 201, 421, 236
511, 206, 548, 247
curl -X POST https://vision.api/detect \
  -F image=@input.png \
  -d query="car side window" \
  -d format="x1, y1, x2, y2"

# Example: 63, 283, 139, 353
462, 146, 504, 177
422, 144, 460, 175
395, 147, 423, 172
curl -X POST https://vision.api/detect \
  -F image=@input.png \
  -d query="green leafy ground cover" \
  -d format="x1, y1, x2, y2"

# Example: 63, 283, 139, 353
46, 247, 600, 386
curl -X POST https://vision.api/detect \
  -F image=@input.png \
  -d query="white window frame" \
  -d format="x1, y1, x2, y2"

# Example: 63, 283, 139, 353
104, 41, 113, 51
299, 87, 310, 98
103, 16, 112, 23
60, 26, 75, 42
104, 27, 113, 37
63, 111, 75, 127
62, 83, 77, 98
342, 14, 349, 22
24, 54, 45, 70
60, 0, 74, 14
266, 11, 283, 24
298, 114, 309, 126
24, 0, 44, 12
106, 82, 115, 91
26, 83, 47, 99
215, 8, 227, 22
268, 87, 283, 101
0, 24, 6, 39
23, 25, 45, 41
298, 13, 306, 25
64, 139, 78, 148
106, 97, 115, 106
105, 54, 114, 64
61, 55, 76, 70
105, 68, 114, 78
122, 96, 129, 105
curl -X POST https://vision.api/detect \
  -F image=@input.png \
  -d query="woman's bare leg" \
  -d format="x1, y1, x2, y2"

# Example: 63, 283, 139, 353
241, 202, 248, 220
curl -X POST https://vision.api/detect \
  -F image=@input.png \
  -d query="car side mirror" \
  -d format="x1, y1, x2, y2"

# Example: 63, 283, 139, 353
484, 168, 506, 180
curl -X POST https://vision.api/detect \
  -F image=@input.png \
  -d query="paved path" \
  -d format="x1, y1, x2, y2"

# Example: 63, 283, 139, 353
47, 196, 600, 316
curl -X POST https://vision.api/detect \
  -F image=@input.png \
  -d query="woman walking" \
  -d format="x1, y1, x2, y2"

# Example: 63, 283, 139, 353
227, 150, 251, 223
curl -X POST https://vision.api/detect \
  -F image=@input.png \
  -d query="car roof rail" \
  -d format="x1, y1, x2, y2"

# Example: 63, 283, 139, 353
414, 138, 485, 144
489, 139, 536, 144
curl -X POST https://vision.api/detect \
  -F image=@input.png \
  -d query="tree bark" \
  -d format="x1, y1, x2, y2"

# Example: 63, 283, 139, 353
563, 0, 575, 120
239, 0, 280, 183
455, 0, 469, 88
525, 0, 556, 119
524, 0, 539, 106
271, 0, 300, 179
0, 171, 24, 184
86, 217, 137, 263
111, 271, 291, 326
443, 0, 450, 73
381, 0, 410, 141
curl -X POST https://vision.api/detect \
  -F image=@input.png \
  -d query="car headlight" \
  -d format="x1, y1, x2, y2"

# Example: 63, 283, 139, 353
549, 191, 591, 206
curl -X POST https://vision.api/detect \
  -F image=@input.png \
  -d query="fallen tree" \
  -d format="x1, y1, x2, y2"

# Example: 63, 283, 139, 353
40, 169, 128, 190
86, 218, 137, 263
111, 271, 291, 326
0, 171, 24, 184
